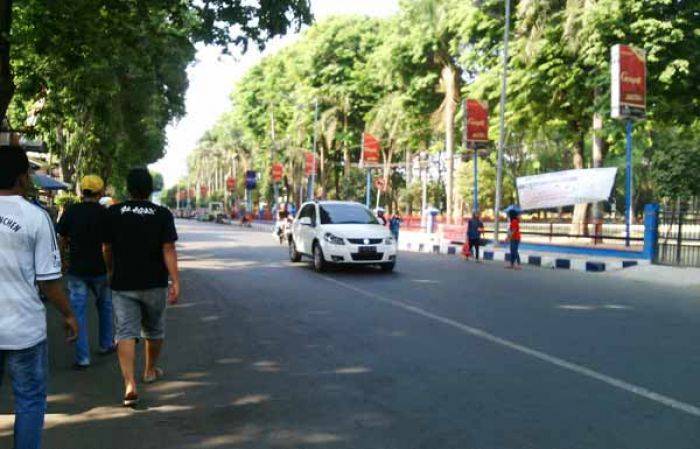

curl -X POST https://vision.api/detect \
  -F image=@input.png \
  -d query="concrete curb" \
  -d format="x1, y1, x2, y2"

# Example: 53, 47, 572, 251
398, 236, 646, 273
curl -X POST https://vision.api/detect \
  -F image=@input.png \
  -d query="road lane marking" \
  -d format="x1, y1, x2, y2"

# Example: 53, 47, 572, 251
322, 276, 700, 418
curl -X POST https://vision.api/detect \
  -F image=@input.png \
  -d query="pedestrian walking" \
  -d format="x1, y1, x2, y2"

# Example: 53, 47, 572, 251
389, 214, 401, 240
506, 208, 522, 269
466, 211, 485, 261
102, 168, 180, 407
0, 148, 78, 449
57, 175, 115, 370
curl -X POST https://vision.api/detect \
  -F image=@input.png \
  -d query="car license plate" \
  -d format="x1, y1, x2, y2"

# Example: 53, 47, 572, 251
359, 246, 377, 254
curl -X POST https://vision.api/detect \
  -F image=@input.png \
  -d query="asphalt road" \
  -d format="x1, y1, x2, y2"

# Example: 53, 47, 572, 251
2, 219, 700, 449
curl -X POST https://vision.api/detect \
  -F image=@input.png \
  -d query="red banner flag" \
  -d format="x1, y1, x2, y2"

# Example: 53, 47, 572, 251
611, 44, 646, 118
226, 177, 236, 191
465, 99, 489, 144
305, 152, 316, 176
272, 163, 284, 182
362, 133, 381, 165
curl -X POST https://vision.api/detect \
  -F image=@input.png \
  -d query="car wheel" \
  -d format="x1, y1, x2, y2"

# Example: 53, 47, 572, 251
380, 262, 395, 273
289, 240, 302, 263
313, 243, 327, 272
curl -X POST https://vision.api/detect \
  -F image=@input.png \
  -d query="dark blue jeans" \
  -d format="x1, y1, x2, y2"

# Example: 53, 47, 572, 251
66, 275, 114, 365
509, 239, 521, 266
0, 340, 48, 449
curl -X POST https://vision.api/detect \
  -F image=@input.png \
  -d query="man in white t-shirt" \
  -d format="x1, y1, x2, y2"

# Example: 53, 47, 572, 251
0, 148, 78, 449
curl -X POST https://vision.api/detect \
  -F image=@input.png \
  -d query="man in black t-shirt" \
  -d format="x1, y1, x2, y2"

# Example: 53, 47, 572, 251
103, 168, 180, 407
57, 175, 114, 369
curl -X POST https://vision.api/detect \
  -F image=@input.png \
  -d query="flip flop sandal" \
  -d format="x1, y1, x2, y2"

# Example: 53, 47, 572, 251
123, 392, 139, 407
143, 367, 164, 384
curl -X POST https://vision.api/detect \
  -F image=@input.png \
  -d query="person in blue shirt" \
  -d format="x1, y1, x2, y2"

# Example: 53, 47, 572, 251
466, 211, 485, 261
389, 214, 401, 240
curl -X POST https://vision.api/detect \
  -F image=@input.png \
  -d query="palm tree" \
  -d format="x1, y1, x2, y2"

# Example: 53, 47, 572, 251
403, 0, 462, 218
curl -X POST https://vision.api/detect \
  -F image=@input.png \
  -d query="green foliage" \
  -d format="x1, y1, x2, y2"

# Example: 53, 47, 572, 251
4, 0, 312, 190
185, 1, 699, 215
651, 122, 700, 200
54, 191, 79, 208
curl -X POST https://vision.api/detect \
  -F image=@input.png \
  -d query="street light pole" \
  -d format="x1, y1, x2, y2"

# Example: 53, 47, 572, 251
420, 151, 428, 228
494, 0, 511, 244
309, 97, 319, 201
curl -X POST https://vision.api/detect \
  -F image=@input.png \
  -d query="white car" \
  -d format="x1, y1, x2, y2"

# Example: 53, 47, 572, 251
288, 201, 397, 272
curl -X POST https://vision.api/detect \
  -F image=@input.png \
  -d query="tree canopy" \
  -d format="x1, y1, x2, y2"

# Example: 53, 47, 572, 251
184, 0, 699, 218
1, 0, 311, 191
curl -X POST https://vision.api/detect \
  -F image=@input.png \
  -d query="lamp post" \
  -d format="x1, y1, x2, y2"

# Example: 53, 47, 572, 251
309, 98, 319, 201
420, 150, 429, 227
494, 0, 511, 244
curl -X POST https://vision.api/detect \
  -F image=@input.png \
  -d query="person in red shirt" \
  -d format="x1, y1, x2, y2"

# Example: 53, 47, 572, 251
507, 209, 522, 269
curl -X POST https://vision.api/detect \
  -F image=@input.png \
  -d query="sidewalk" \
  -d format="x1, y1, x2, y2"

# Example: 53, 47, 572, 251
602, 264, 700, 289
398, 231, 648, 273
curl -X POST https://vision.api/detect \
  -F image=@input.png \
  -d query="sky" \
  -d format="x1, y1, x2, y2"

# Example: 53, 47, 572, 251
151, 0, 400, 188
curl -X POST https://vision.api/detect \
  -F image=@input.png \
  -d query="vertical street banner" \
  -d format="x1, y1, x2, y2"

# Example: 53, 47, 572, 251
304, 152, 316, 177
611, 44, 646, 119
245, 170, 257, 190
465, 99, 489, 145
272, 163, 284, 182
362, 133, 381, 165
226, 176, 236, 192
516, 168, 618, 210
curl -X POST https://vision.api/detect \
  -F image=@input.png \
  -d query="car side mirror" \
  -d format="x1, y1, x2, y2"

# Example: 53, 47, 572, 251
299, 216, 312, 226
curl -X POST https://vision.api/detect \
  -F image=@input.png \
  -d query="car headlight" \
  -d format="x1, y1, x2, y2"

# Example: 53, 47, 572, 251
384, 237, 394, 245
324, 233, 345, 245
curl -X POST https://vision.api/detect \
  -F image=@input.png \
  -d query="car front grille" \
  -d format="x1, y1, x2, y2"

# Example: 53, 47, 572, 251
347, 238, 383, 245
350, 253, 384, 261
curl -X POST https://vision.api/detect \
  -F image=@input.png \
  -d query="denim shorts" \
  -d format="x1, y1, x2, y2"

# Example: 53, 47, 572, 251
112, 289, 167, 341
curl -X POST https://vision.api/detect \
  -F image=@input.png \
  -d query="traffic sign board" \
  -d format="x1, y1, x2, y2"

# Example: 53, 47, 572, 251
375, 178, 386, 192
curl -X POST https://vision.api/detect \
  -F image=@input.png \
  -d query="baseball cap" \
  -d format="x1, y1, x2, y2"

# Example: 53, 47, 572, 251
81, 175, 104, 194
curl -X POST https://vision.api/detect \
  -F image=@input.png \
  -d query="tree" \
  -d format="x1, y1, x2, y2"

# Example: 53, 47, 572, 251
1, 0, 312, 190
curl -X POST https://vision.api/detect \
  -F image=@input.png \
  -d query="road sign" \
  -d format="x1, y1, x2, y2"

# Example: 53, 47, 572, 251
465, 99, 489, 146
611, 44, 646, 119
305, 152, 316, 177
226, 177, 236, 191
245, 170, 257, 190
362, 133, 381, 164
272, 163, 284, 182
375, 178, 387, 192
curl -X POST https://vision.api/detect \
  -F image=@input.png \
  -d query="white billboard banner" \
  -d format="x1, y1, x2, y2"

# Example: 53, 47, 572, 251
517, 168, 618, 211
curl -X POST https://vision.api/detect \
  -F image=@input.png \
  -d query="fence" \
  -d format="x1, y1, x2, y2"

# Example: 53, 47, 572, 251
403, 215, 645, 248
657, 200, 700, 267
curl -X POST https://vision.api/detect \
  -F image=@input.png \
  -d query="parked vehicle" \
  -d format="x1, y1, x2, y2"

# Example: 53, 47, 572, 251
288, 201, 397, 272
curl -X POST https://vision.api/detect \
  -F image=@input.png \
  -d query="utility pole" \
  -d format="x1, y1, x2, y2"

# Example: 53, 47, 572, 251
271, 103, 279, 207
494, 0, 511, 244
309, 97, 319, 201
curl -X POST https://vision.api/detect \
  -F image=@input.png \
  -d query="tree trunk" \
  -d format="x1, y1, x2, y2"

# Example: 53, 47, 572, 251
0, 0, 13, 124
441, 64, 458, 219
571, 132, 589, 236
319, 142, 326, 199
343, 113, 350, 176
405, 147, 413, 186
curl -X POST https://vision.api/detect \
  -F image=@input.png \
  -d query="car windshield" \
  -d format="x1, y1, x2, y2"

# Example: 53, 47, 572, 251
319, 204, 379, 225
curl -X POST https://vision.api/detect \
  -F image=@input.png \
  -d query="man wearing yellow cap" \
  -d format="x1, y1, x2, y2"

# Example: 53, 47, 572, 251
57, 175, 115, 369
